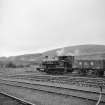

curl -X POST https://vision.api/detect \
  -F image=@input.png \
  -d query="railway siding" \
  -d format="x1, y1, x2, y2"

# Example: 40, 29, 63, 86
0, 77, 105, 103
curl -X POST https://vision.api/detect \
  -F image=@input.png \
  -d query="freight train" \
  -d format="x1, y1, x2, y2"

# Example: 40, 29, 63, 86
37, 54, 105, 77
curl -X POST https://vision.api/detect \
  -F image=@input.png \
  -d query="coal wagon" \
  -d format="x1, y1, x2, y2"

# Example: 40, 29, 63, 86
73, 57, 105, 76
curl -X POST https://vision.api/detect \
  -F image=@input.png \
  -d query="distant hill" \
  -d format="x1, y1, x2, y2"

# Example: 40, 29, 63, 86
0, 44, 105, 66
43, 44, 105, 56
8, 53, 42, 61
0, 53, 43, 66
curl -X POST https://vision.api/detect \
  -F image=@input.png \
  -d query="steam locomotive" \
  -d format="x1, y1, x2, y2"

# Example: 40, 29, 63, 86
37, 54, 105, 77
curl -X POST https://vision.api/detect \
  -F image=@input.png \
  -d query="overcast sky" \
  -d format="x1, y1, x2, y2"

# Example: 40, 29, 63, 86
0, 0, 105, 57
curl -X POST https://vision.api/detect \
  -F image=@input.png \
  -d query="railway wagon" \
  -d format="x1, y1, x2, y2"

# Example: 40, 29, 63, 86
73, 57, 105, 76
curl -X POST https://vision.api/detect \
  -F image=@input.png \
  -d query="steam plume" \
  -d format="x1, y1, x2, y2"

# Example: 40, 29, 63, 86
56, 48, 80, 56
56, 48, 65, 56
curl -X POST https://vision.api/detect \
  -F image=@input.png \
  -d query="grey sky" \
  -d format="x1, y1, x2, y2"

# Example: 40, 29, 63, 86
0, 0, 105, 57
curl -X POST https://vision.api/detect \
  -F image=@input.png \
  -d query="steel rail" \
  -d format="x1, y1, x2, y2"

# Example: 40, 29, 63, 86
95, 86, 103, 105
7, 75, 105, 88
0, 92, 36, 105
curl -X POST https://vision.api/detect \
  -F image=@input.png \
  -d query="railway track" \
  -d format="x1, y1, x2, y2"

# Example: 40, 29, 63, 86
0, 77, 105, 105
6, 74, 105, 88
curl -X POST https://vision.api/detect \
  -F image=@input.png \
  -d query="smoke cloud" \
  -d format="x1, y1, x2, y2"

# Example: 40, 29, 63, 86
56, 48, 80, 56
56, 48, 65, 56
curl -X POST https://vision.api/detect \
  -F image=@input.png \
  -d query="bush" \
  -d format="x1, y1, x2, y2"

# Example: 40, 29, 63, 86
6, 62, 16, 68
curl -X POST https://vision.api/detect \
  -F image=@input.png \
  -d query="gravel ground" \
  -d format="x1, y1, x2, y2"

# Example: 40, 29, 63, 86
0, 93, 31, 105
0, 84, 105, 105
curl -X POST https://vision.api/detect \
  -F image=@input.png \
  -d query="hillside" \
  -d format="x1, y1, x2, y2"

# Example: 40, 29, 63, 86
0, 44, 105, 65
43, 44, 105, 56
0, 53, 43, 66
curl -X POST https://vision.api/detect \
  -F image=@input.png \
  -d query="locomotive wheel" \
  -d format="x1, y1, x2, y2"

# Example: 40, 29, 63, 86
87, 70, 93, 76
80, 69, 87, 76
